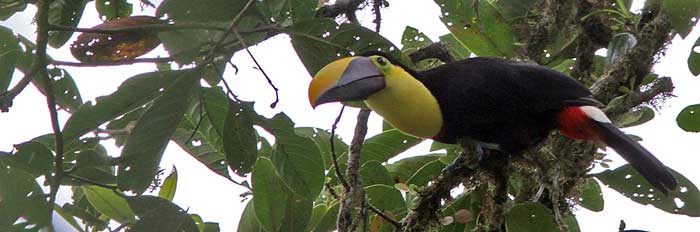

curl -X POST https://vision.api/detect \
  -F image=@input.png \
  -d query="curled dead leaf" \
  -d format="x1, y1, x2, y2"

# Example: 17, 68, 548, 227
70, 16, 164, 62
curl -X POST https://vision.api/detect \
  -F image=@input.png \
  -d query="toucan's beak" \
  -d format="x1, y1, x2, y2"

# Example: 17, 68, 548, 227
308, 56, 385, 108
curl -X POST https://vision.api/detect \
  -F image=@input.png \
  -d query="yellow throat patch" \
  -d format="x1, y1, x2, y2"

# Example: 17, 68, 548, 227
365, 62, 443, 139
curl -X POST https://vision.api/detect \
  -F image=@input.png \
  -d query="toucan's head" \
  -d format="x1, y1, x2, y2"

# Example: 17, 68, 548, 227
308, 55, 394, 108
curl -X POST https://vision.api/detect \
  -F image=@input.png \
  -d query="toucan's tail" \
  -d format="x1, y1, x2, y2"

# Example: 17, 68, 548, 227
593, 121, 678, 194
558, 105, 677, 194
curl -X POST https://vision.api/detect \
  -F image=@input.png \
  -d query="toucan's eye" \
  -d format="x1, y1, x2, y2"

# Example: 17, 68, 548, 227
376, 57, 387, 66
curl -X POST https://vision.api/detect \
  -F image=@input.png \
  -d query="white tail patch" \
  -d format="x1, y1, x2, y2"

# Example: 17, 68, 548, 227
580, 106, 611, 123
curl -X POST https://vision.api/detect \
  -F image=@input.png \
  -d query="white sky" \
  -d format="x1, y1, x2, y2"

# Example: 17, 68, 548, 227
1, 0, 700, 231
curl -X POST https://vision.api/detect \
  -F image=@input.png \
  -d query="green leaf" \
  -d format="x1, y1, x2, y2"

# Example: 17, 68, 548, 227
127, 196, 198, 232
360, 129, 422, 164
81, 185, 135, 224
9, 141, 53, 176
48, 0, 89, 48
0, 26, 20, 92
53, 203, 87, 232
251, 157, 288, 232
199, 87, 258, 176
237, 200, 263, 232
314, 202, 339, 232
661, 0, 700, 38
290, 0, 316, 22
268, 114, 325, 200
117, 69, 200, 193
156, 0, 253, 22
366, 184, 406, 214
95, 0, 133, 21
505, 202, 558, 232
203, 222, 220, 232
594, 164, 700, 216
172, 98, 230, 179
223, 101, 258, 176
361, 161, 396, 187
677, 104, 700, 132
0, 166, 50, 228
618, 106, 655, 128
157, 29, 209, 64
407, 159, 447, 186
385, 154, 442, 183
492, 0, 536, 20
606, 33, 637, 65
256, 0, 290, 24
688, 36, 700, 76
401, 26, 433, 52
158, 167, 178, 201
295, 127, 348, 170
434, 0, 516, 57
439, 33, 472, 61
290, 18, 401, 75
578, 178, 604, 212
31, 68, 83, 113
305, 203, 327, 232
0, 0, 27, 20
63, 70, 183, 143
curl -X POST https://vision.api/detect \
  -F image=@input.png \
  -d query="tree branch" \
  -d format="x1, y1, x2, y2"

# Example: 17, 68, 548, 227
316, 0, 366, 24
35, 0, 65, 213
402, 145, 479, 231
408, 42, 457, 64
338, 109, 371, 231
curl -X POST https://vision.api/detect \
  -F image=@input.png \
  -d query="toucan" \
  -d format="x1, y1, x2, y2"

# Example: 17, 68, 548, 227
307, 53, 677, 194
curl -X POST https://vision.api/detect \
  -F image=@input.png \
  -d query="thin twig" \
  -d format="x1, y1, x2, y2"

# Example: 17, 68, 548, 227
372, 0, 383, 32
233, 29, 279, 108
330, 106, 350, 190
368, 205, 401, 228
0, 68, 37, 112
49, 23, 228, 34
65, 174, 119, 190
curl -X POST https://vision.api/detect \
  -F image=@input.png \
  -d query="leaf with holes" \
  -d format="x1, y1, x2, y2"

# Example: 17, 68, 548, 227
156, 0, 253, 22
95, 0, 133, 21
290, 18, 401, 76
505, 202, 558, 232
63, 69, 182, 144
401, 26, 433, 53
117, 69, 200, 193
48, 0, 89, 47
9, 141, 53, 177
0, 165, 50, 228
661, 0, 700, 38
70, 16, 163, 62
81, 185, 135, 224
31, 68, 83, 113
688, 36, 700, 76
0, 26, 20, 92
677, 104, 700, 132
172, 105, 231, 179
578, 177, 604, 212
127, 196, 198, 232
223, 101, 258, 176
268, 114, 324, 200
360, 129, 422, 164
594, 164, 700, 216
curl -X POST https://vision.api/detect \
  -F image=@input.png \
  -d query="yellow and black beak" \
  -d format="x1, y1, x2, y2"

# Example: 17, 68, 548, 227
308, 56, 385, 108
